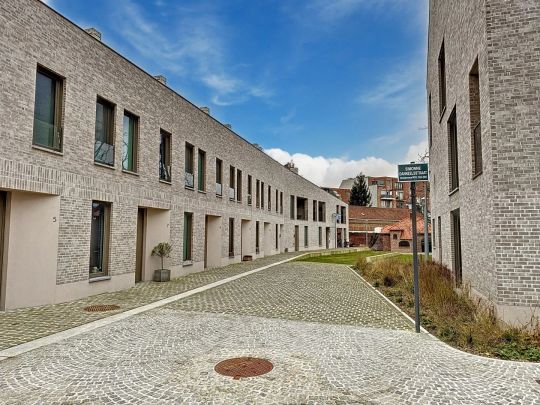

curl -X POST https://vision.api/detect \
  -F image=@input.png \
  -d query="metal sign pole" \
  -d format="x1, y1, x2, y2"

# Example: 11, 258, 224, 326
424, 183, 429, 262
411, 181, 421, 333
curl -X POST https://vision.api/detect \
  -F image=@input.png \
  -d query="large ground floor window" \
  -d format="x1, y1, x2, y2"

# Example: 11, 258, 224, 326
89, 201, 111, 277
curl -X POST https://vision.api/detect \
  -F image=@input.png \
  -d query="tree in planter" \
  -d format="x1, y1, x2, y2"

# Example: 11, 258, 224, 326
349, 173, 371, 206
151, 242, 173, 282
152, 242, 172, 269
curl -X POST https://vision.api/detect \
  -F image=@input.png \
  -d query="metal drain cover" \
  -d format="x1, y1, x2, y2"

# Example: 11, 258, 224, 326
83, 304, 121, 312
214, 357, 273, 379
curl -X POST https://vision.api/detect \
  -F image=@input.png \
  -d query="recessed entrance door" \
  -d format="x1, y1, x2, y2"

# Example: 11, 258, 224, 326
325, 227, 330, 249
0, 191, 6, 309
135, 208, 146, 283
451, 209, 462, 285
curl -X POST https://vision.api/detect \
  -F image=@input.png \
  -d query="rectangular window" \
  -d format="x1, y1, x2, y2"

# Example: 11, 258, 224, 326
229, 166, 236, 200
268, 185, 271, 211
183, 212, 193, 261
228, 218, 234, 257
247, 175, 252, 205
275, 224, 279, 249
428, 93, 433, 147
312, 200, 317, 221
469, 58, 482, 177
304, 226, 308, 247
94, 97, 115, 165
437, 216, 442, 263
198, 149, 206, 191
122, 111, 138, 172
296, 197, 308, 220
318, 227, 323, 247
33, 66, 64, 151
341, 206, 346, 223
159, 130, 172, 182
280, 192, 283, 214
237, 170, 242, 202
216, 158, 223, 196
261, 182, 265, 209
185, 143, 194, 188
275, 189, 279, 213
448, 107, 459, 191
318, 201, 326, 222
290, 195, 295, 219
256, 180, 260, 208
432, 218, 436, 248
89, 201, 110, 277
438, 41, 447, 115
255, 221, 260, 253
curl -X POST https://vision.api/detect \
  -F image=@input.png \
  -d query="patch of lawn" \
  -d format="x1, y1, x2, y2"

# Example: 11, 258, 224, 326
354, 257, 540, 362
297, 250, 388, 266
376, 254, 431, 264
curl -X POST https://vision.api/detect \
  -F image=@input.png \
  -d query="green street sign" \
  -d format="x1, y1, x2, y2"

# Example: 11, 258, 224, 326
398, 163, 429, 182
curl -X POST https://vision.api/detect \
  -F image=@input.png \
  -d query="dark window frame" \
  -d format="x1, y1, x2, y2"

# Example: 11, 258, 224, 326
197, 149, 206, 191
94, 96, 116, 166
448, 107, 459, 192
159, 129, 172, 182
122, 110, 139, 173
33, 65, 65, 152
89, 200, 111, 278
438, 41, 447, 118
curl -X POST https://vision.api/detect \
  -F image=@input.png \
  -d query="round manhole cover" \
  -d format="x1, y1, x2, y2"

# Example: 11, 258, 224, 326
83, 304, 121, 312
214, 357, 273, 379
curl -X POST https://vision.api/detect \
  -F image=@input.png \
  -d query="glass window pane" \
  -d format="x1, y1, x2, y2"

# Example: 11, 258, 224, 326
89, 201, 109, 276
122, 114, 135, 171
95, 100, 114, 165
33, 71, 56, 148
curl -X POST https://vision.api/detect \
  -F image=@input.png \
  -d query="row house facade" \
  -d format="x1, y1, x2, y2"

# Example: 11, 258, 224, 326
0, 0, 348, 310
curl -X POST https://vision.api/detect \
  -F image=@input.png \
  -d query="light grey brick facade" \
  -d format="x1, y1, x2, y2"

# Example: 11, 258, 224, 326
0, 0, 348, 309
427, 0, 540, 324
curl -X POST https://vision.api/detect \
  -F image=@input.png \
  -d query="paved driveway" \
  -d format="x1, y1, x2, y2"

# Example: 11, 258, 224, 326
0, 262, 539, 404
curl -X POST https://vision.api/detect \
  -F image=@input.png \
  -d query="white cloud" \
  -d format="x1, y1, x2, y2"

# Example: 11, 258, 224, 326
264, 138, 428, 188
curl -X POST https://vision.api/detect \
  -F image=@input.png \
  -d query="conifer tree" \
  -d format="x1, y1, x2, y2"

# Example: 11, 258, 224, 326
349, 173, 371, 206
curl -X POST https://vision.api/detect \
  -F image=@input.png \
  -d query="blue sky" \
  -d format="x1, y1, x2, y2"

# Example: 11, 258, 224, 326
43, 0, 429, 187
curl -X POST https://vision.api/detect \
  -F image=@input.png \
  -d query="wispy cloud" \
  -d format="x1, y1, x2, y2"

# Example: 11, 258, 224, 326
111, 0, 272, 106
357, 61, 425, 108
280, 108, 297, 124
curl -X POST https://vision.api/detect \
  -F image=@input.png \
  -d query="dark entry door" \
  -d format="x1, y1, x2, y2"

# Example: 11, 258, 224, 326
0, 191, 6, 308
135, 208, 145, 283
451, 209, 462, 285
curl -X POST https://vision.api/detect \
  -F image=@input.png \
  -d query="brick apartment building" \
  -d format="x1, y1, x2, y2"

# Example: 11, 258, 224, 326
337, 176, 428, 209
428, 0, 540, 324
0, 0, 348, 310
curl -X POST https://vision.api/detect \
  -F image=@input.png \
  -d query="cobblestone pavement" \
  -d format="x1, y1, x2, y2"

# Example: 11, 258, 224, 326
0, 261, 539, 404
0, 252, 302, 351
170, 262, 413, 330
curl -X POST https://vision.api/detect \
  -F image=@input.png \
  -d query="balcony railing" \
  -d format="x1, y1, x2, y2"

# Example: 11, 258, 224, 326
381, 193, 394, 200
229, 187, 235, 200
247, 194, 252, 205
94, 140, 115, 166
185, 172, 194, 188
159, 162, 171, 182
216, 183, 222, 196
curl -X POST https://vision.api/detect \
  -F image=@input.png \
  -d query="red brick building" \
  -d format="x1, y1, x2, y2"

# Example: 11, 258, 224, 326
348, 206, 410, 246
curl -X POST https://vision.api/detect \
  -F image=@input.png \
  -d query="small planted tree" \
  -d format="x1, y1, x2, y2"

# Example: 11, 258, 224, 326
349, 173, 371, 206
151, 242, 172, 282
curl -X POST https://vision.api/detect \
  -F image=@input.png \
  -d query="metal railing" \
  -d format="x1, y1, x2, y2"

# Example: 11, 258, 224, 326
185, 172, 194, 188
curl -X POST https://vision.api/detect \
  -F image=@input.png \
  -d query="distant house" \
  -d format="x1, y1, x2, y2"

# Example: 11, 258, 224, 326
376, 217, 431, 253
348, 206, 410, 246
